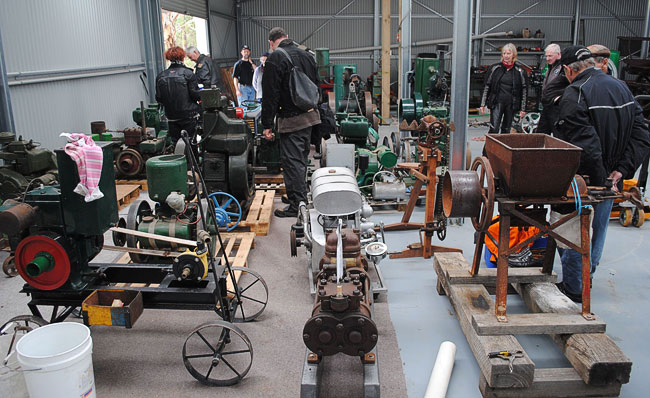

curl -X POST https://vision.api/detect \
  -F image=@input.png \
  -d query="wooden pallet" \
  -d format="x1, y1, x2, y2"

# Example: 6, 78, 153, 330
116, 179, 148, 191
255, 174, 285, 196
116, 185, 141, 210
255, 183, 285, 196
238, 190, 275, 236
434, 252, 631, 397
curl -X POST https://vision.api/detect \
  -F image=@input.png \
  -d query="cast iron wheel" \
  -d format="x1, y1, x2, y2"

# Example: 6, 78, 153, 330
116, 148, 144, 177
290, 229, 298, 257
126, 200, 152, 263
112, 218, 127, 247
182, 321, 253, 386
364, 91, 374, 122
470, 157, 495, 232
1, 315, 48, 358
633, 208, 645, 227
226, 267, 269, 322
619, 208, 633, 227
2, 255, 17, 277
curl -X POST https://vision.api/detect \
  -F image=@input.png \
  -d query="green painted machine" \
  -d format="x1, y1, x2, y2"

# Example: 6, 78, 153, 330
0, 132, 58, 202
399, 56, 450, 123
0, 142, 117, 289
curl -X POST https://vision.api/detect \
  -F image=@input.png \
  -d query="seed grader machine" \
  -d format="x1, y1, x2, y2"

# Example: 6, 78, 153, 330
0, 137, 269, 386
290, 166, 388, 397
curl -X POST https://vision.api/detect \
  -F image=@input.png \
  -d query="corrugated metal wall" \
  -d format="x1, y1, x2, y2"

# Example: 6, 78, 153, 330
236, 0, 648, 78
0, 0, 149, 150
209, 0, 238, 64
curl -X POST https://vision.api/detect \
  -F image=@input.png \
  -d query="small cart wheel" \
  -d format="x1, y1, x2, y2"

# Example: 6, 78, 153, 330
619, 208, 633, 227
633, 208, 645, 228
2, 255, 17, 277
1, 315, 48, 355
227, 267, 269, 323
182, 321, 253, 386
470, 157, 495, 231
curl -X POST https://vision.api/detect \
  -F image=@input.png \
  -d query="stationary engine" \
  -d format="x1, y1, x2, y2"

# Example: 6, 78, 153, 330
199, 88, 255, 206
292, 167, 387, 358
0, 132, 58, 202
0, 143, 117, 289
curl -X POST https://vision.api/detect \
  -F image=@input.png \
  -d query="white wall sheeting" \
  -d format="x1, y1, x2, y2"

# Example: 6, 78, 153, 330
0, 0, 149, 150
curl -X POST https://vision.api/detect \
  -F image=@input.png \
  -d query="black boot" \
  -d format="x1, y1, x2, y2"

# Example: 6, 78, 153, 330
274, 205, 298, 218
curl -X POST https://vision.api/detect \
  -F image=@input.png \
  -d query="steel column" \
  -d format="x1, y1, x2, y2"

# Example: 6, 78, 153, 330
400, 0, 412, 100
0, 27, 15, 133
450, 0, 473, 171
236, 0, 242, 52
573, 0, 581, 45
140, 0, 156, 103
374, 0, 380, 73
474, 0, 482, 67
642, 0, 650, 59
381, 0, 390, 123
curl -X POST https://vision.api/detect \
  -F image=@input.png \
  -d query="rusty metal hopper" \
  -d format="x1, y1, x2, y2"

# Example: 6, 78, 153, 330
485, 134, 582, 197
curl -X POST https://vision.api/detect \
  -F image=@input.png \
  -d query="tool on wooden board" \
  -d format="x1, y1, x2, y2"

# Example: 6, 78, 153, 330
488, 350, 524, 373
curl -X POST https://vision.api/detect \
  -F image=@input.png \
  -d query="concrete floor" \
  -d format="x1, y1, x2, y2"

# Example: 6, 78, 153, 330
1, 123, 649, 397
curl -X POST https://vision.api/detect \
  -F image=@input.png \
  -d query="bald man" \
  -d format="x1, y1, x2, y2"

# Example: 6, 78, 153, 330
538, 43, 569, 135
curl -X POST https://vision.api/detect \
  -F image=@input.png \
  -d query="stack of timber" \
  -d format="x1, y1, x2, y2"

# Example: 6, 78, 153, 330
434, 252, 632, 398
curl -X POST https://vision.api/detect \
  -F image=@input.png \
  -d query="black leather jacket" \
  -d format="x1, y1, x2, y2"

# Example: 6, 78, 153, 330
541, 61, 569, 106
261, 39, 319, 129
195, 54, 217, 87
557, 67, 650, 187
155, 62, 201, 120
481, 62, 528, 112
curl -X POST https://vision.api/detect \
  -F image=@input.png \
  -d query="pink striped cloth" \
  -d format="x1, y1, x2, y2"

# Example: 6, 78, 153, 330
61, 133, 104, 202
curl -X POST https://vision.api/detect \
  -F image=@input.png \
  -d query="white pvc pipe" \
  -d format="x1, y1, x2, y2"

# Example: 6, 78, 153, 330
424, 341, 457, 398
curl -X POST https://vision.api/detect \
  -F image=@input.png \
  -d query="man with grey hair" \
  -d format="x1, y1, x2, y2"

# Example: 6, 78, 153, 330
537, 43, 568, 135
554, 45, 650, 302
186, 46, 217, 88
587, 44, 612, 74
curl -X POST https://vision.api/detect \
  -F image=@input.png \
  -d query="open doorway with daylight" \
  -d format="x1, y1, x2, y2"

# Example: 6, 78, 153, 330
161, 9, 209, 68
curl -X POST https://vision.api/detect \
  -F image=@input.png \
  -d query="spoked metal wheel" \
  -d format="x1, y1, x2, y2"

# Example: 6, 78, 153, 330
3, 255, 17, 277
182, 320, 253, 386
470, 156, 495, 232
521, 113, 540, 134
226, 266, 269, 322
1, 315, 48, 359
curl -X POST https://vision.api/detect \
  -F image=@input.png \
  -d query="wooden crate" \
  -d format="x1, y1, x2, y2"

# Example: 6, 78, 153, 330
116, 179, 148, 191
116, 184, 141, 210
434, 252, 631, 397
238, 190, 275, 236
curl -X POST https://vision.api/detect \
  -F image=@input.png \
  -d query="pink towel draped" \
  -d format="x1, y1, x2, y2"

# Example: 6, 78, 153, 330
63, 133, 104, 202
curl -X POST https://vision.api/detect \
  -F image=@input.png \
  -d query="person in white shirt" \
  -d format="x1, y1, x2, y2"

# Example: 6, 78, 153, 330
252, 52, 269, 100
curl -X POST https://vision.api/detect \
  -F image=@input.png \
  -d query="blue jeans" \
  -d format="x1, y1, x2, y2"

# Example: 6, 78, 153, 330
237, 84, 256, 106
558, 198, 614, 295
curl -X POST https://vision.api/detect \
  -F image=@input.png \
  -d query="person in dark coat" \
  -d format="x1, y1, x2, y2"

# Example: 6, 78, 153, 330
155, 46, 201, 145
555, 45, 650, 302
537, 43, 569, 135
480, 43, 528, 134
186, 46, 217, 88
261, 27, 321, 218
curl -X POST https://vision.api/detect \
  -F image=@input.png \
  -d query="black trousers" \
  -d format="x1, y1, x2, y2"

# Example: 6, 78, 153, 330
537, 102, 560, 135
488, 102, 515, 134
280, 127, 311, 210
168, 118, 197, 145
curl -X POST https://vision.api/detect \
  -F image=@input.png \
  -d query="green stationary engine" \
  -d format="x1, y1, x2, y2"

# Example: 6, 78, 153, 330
0, 143, 117, 289
0, 132, 58, 202
400, 56, 450, 123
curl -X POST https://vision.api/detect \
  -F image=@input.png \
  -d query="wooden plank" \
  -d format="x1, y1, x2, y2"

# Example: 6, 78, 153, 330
254, 174, 284, 184
447, 267, 557, 285
116, 179, 148, 191
116, 184, 141, 210
239, 190, 274, 236
479, 368, 622, 398
514, 282, 632, 386
109, 227, 197, 247
434, 253, 535, 388
472, 313, 606, 335
116, 252, 131, 264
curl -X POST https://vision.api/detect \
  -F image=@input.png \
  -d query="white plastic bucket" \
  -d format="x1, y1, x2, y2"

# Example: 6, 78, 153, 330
16, 322, 95, 398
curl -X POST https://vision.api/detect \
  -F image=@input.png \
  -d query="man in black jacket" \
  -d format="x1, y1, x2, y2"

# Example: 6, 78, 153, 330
555, 45, 650, 302
186, 47, 217, 88
155, 47, 202, 145
537, 43, 569, 135
262, 27, 321, 217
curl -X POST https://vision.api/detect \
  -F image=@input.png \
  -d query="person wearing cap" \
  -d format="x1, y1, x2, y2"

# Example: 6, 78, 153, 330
252, 52, 269, 100
262, 27, 321, 218
186, 46, 217, 88
587, 44, 612, 74
479, 43, 528, 134
233, 45, 257, 106
155, 46, 201, 146
537, 43, 569, 135
555, 45, 650, 302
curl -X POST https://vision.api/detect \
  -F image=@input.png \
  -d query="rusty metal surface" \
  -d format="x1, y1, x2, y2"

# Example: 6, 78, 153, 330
90, 121, 106, 136
580, 212, 594, 320
442, 171, 481, 218
485, 134, 581, 197
0, 201, 36, 235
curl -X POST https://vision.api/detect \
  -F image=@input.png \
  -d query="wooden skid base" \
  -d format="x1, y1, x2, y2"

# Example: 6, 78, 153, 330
433, 252, 631, 397
116, 185, 141, 210
116, 179, 148, 191
255, 183, 285, 196
254, 173, 284, 184
238, 190, 275, 236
